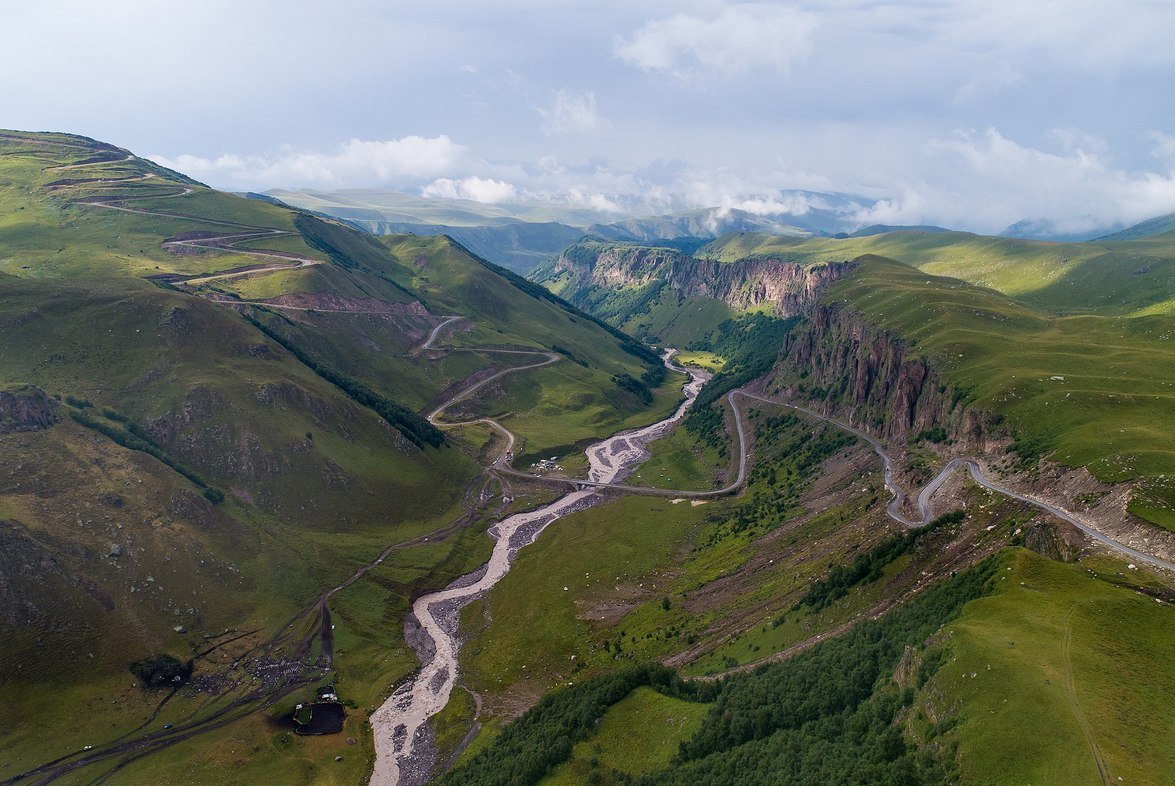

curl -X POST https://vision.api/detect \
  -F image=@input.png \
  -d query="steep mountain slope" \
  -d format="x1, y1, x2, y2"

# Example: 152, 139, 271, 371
0, 130, 679, 785
537, 233, 1175, 535
767, 255, 1175, 531
533, 238, 847, 345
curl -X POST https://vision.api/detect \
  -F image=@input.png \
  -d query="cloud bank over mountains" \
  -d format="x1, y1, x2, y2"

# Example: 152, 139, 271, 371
9, 0, 1174, 234
154, 126, 1175, 235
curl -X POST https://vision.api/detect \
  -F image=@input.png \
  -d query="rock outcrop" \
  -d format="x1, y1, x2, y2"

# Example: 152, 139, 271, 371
768, 304, 997, 447
550, 242, 997, 448
549, 242, 853, 317
0, 385, 58, 433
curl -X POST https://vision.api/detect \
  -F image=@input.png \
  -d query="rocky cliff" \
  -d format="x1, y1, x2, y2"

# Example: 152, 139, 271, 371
547, 241, 853, 316
767, 304, 995, 446
0, 385, 58, 433
548, 242, 996, 447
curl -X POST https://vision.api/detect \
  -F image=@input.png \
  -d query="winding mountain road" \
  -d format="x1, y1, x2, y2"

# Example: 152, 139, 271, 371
477, 379, 1173, 573
45, 153, 324, 284
736, 394, 1175, 573
419, 316, 464, 352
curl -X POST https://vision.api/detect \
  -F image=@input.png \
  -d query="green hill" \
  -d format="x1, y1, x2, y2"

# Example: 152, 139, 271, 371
698, 229, 1175, 316
804, 255, 1175, 528
0, 130, 678, 784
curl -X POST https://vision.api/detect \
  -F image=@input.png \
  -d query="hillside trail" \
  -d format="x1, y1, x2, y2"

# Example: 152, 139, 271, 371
44, 153, 324, 284
1061, 603, 1113, 785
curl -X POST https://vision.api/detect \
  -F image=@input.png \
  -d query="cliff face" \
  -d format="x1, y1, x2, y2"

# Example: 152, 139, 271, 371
551, 243, 853, 316
550, 242, 994, 446
0, 385, 58, 433
768, 304, 993, 446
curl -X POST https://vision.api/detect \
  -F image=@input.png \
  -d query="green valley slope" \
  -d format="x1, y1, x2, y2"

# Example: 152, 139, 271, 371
0, 130, 678, 785
540, 232, 1175, 533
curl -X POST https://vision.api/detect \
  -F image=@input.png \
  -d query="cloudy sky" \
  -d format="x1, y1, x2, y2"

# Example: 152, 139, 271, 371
4, 0, 1175, 233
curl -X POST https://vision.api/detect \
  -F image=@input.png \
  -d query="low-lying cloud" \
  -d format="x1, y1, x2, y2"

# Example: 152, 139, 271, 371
151, 135, 468, 188
422, 176, 519, 203
151, 125, 1175, 236
854, 128, 1175, 234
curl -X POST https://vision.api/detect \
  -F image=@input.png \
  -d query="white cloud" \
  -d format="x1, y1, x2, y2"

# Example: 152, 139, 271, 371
716, 195, 815, 218
152, 125, 1175, 238
150, 135, 468, 189
614, 4, 817, 79
538, 89, 603, 135
423, 176, 518, 203
953, 64, 1023, 106
852, 128, 1175, 233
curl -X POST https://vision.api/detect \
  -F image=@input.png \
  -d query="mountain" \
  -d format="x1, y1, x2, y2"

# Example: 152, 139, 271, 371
6, 130, 1173, 785
268, 188, 881, 275
849, 223, 952, 237
1000, 217, 1124, 242
0, 130, 680, 783
456, 234, 1175, 782
1097, 211, 1175, 241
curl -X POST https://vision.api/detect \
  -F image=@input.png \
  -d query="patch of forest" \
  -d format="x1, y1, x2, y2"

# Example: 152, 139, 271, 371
242, 311, 445, 448
443, 557, 998, 785
684, 313, 796, 449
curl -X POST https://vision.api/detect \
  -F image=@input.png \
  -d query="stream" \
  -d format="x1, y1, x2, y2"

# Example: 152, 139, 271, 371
368, 352, 708, 786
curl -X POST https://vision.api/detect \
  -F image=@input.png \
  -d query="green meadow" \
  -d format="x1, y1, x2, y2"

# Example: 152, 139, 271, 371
542, 687, 711, 784
918, 549, 1175, 785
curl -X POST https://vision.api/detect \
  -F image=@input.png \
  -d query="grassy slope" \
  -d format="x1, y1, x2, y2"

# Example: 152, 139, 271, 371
0, 136, 327, 280
701, 229, 1175, 316
380, 234, 686, 456
0, 274, 481, 781
917, 549, 1174, 785
541, 687, 711, 784
0, 131, 679, 783
459, 494, 708, 704
458, 411, 922, 729
817, 256, 1175, 527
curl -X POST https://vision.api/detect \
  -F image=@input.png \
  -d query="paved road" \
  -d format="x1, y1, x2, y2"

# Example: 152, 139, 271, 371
419, 315, 464, 352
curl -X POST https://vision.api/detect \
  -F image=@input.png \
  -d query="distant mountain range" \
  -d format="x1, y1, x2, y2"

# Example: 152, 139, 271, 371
266, 188, 881, 272
267, 187, 1175, 273
1096, 212, 1175, 241
999, 218, 1121, 242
